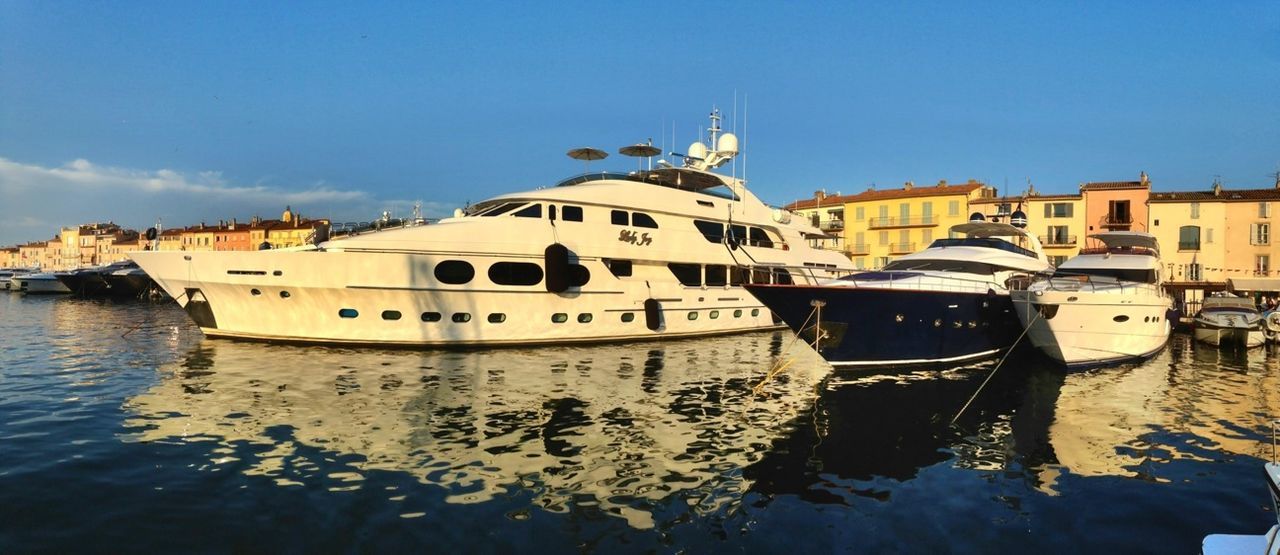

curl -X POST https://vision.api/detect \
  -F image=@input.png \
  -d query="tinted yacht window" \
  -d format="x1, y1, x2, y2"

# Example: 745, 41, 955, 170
668, 263, 702, 286
435, 260, 475, 284
489, 262, 544, 286
611, 210, 629, 225
513, 204, 542, 218
693, 220, 724, 243
632, 212, 659, 229
562, 205, 583, 222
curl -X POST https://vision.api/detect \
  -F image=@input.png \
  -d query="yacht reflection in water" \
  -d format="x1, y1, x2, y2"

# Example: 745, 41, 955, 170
121, 332, 832, 529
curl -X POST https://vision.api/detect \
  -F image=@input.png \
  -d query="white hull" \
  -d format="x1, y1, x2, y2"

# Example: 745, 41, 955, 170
12, 273, 71, 294
1013, 288, 1172, 366
1193, 326, 1265, 348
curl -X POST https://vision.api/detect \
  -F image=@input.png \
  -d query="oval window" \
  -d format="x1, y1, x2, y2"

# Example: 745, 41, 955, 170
452, 313, 472, 323
577, 313, 593, 323
489, 262, 543, 286
435, 260, 475, 285
751, 308, 760, 317
688, 311, 698, 320
421, 312, 442, 322
382, 310, 402, 321
1113, 315, 1129, 323
279, 291, 291, 298
709, 310, 720, 319
339, 308, 359, 319
250, 288, 262, 296
733, 309, 743, 318
621, 312, 635, 323
488, 313, 506, 323
552, 313, 568, 323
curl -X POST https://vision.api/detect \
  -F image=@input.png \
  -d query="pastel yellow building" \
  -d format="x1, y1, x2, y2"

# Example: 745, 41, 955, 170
182, 224, 217, 252
970, 190, 1085, 266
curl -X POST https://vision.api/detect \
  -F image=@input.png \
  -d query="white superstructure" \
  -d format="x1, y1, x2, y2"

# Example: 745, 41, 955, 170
1012, 231, 1173, 367
1194, 295, 1265, 348
12, 272, 72, 294
132, 110, 855, 346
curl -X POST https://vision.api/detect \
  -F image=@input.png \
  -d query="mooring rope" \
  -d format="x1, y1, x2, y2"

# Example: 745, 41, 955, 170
951, 304, 1041, 425
753, 301, 826, 396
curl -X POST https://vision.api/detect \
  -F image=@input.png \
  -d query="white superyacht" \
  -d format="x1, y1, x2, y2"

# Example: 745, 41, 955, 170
132, 110, 854, 346
1012, 232, 1173, 367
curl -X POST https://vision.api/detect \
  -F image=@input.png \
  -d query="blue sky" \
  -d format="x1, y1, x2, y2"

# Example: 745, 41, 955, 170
2, 1, 1278, 246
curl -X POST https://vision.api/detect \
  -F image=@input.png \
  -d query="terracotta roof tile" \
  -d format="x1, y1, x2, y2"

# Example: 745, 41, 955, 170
1080, 181, 1148, 191
1149, 187, 1280, 202
785, 183, 985, 210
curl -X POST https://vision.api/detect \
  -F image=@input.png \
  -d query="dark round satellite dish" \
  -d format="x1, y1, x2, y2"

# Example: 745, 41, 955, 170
145, 227, 158, 241
1010, 209, 1028, 228
567, 147, 608, 161
619, 144, 661, 158
969, 211, 986, 222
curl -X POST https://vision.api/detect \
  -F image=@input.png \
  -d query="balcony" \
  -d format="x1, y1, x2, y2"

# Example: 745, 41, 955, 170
820, 219, 844, 232
1102, 214, 1133, 228
1178, 241, 1201, 252
1039, 234, 1077, 247
847, 243, 870, 256
888, 242, 916, 254
868, 216, 937, 229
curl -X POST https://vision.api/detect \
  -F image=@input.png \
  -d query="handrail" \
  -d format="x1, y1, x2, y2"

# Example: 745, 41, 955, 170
1039, 234, 1077, 246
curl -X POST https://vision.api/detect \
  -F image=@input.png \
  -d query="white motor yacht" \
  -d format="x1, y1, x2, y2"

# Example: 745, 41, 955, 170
131, 109, 855, 346
1012, 232, 1174, 367
13, 272, 72, 294
1201, 420, 1280, 555
1194, 294, 1265, 348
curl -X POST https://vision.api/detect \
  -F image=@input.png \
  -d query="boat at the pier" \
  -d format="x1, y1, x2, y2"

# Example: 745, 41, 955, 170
1011, 232, 1174, 367
12, 272, 72, 294
56, 260, 151, 298
1, 268, 36, 292
131, 109, 854, 346
743, 212, 1051, 367
1194, 294, 1265, 348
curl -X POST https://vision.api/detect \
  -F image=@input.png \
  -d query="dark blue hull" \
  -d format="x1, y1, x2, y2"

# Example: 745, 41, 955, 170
743, 284, 1023, 367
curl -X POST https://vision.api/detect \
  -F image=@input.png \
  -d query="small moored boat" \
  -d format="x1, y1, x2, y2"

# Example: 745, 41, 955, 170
1194, 295, 1265, 348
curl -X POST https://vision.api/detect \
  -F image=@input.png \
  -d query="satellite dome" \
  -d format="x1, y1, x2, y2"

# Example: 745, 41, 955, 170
1010, 209, 1028, 228
687, 141, 708, 160
717, 133, 739, 155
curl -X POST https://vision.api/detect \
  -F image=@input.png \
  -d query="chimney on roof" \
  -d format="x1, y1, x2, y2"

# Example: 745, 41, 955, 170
1213, 180, 1223, 196
1140, 171, 1149, 186
903, 181, 914, 190
814, 189, 826, 201
937, 179, 947, 187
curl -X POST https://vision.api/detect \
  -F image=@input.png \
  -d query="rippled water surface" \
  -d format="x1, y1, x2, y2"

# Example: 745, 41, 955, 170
2, 293, 1278, 552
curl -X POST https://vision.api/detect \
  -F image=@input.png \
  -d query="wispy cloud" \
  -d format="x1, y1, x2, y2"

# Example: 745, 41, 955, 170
0, 157, 455, 246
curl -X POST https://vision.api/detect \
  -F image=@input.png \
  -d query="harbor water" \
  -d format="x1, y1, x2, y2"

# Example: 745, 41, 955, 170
2, 294, 1278, 552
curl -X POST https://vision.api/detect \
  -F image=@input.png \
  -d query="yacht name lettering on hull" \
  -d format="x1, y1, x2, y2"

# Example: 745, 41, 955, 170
619, 230, 653, 246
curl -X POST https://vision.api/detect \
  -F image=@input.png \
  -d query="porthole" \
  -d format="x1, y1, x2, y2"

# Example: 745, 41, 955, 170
1143, 316, 1150, 323
382, 310, 402, 321
751, 308, 760, 317
552, 313, 568, 323
489, 262, 543, 286
733, 309, 743, 318
688, 311, 698, 320
709, 310, 720, 319
421, 312, 442, 322
339, 308, 359, 319
279, 291, 291, 298
452, 313, 472, 323
250, 288, 262, 296
488, 313, 506, 323
273, 270, 283, 276
1113, 315, 1129, 323
894, 314, 904, 322
577, 313, 593, 323
435, 260, 475, 285
934, 319, 942, 327
621, 312, 635, 323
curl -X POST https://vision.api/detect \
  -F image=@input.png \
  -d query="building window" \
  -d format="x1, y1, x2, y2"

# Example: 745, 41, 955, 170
488, 262, 544, 286
876, 256, 891, 268
1252, 223, 1271, 245
921, 229, 933, 245
878, 231, 889, 246
899, 203, 910, 220
1188, 264, 1202, 281
1044, 203, 1073, 218
1206, 228, 1214, 243
1178, 225, 1200, 251
1046, 225, 1070, 245
1190, 202, 1200, 219
1262, 203, 1272, 218
948, 200, 959, 216
855, 206, 865, 221
1257, 255, 1271, 276
1049, 255, 1068, 266
922, 202, 933, 222
1108, 200, 1131, 225
810, 213, 820, 227
878, 205, 889, 220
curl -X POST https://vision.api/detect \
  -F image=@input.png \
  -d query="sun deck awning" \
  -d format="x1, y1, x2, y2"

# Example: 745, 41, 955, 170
1227, 277, 1280, 292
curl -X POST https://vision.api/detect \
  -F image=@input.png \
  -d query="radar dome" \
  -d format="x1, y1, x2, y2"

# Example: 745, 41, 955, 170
717, 133, 739, 155
1010, 209, 1028, 228
687, 141, 708, 160
969, 211, 986, 222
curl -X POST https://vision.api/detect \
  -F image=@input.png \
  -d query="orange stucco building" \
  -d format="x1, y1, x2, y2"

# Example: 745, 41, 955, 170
1080, 173, 1151, 235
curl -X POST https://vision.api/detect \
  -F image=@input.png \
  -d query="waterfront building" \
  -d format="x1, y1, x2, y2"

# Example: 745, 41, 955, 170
1, 247, 18, 268
1081, 173, 1151, 234
43, 236, 62, 270
213, 220, 252, 251
786, 190, 852, 253
157, 229, 184, 251
17, 242, 47, 269
970, 189, 1085, 266
182, 224, 217, 252
786, 179, 992, 269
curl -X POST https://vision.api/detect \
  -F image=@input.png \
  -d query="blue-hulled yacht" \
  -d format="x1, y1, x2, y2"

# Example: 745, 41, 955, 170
744, 212, 1052, 367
